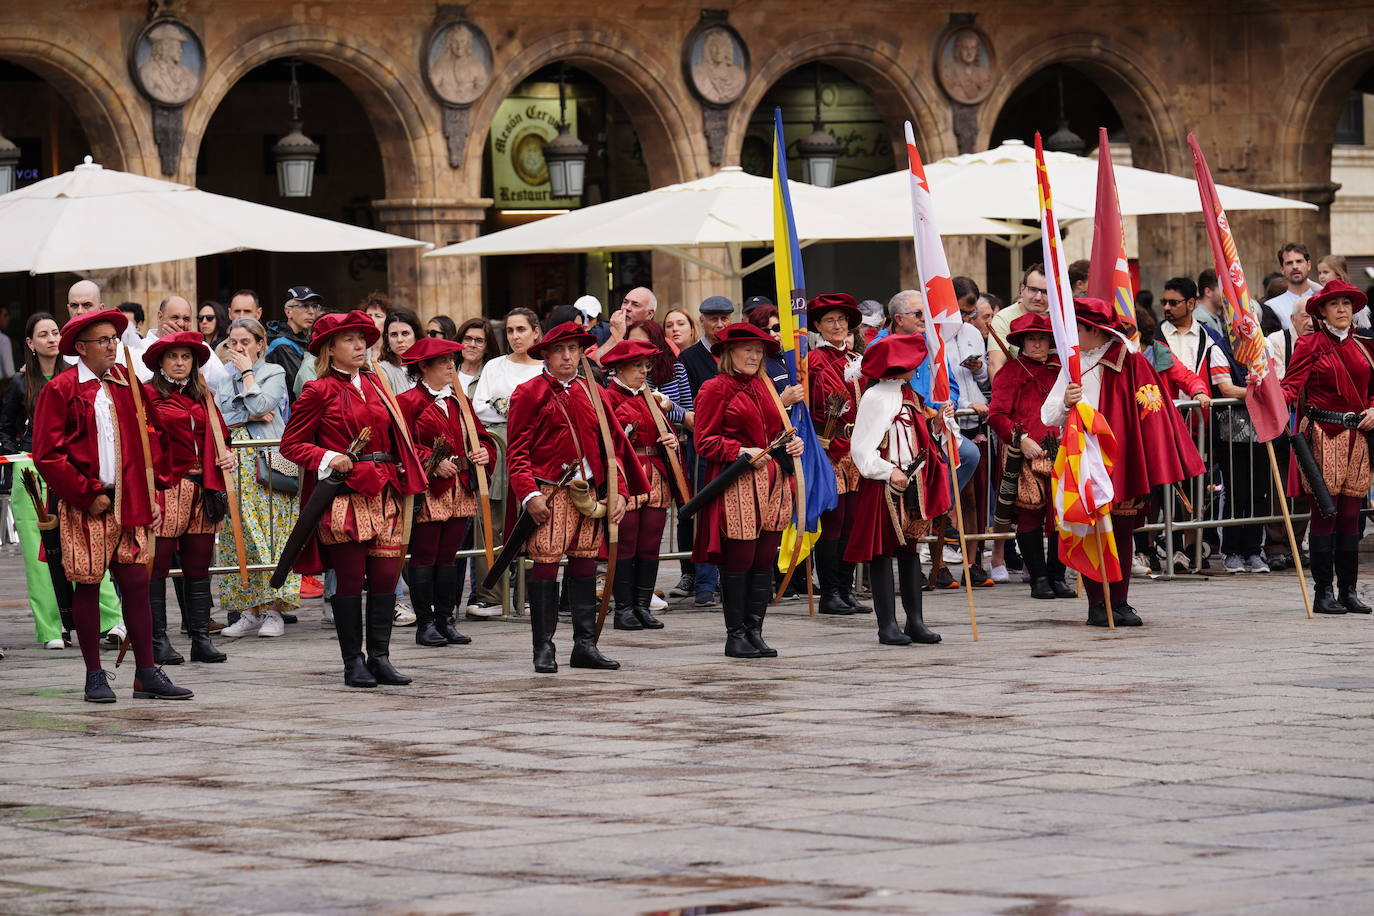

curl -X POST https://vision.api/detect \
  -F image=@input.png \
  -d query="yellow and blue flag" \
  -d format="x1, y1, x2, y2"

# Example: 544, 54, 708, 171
772, 108, 837, 569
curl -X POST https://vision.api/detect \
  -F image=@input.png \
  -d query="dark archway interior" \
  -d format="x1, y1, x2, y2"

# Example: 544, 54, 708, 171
195, 60, 387, 316
989, 64, 1124, 154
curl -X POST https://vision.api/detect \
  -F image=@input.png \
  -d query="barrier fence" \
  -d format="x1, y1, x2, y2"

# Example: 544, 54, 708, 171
4, 395, 1320, 619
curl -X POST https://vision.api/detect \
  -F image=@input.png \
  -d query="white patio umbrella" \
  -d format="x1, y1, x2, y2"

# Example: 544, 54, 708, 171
833, 139, 1318, 222
426, 166, 1033, 300
0, 157, 429, 275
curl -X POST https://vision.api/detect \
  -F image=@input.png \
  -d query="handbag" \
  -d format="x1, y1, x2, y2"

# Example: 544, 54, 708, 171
255, 447, 300, 495
201, 488, 229, 524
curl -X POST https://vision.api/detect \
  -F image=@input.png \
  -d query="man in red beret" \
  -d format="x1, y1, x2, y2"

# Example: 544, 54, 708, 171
506, 321, 648, 674
31, 309, 193, 703
1041, 298, 1204, 627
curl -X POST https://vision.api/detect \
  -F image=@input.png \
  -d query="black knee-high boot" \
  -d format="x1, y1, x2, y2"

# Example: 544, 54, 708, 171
613, 557, 643, 630
333, 595, 376, 687
1044, 533, 1076, 598
837, 560, 871, 613
1016, 532, 1056, 600
897, 554, 941, 643
528, 579, 559, 673
365, 592, 412, 685
1337, 533, 1371, 613
744, 567, 778, 657
816, 539, 852, 614
410, 565, 448, 647
633, 557, 664, 629
1311, 534, 1345, 614
185, 577, 225, 663
568, 576, 619, 669
721, 571, 760, 658
149, 578, 184, 665
870, 557, 912, 645
433, 563, 472, 642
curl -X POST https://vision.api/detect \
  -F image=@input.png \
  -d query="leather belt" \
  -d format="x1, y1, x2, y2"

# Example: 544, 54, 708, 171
186, 472, 204, 485
1307, 408, 1363, 429
633, 446, 658, 457
354, 452, 396, 463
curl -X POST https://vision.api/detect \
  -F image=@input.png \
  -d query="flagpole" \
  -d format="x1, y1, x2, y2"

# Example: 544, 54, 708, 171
1092, 525, 1117, 630
945, 435, 980, 641
1267, 440, 1313, 619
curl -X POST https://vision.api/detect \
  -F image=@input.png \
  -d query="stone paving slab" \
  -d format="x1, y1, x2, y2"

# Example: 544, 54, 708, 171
4, 547, 1374, 914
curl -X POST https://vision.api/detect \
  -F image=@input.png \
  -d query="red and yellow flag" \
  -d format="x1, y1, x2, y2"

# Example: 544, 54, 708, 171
1088, 127, 1138, 348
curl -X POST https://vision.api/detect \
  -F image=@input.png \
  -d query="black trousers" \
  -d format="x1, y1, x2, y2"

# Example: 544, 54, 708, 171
1219, 440, 1269, 557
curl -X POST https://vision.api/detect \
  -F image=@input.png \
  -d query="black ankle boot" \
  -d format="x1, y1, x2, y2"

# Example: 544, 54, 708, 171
744, 568, 778, 657
528, 579, 560, 673
149, 579, 184, 666
185, 577, 225, 663
721, 571, 761, 658
633, 558, 665, 629
1030, 577, 1057, 600
897, 555, 940, 643
837, 560, 872, 613
568, 576, 619, 669
433, 563, 472, 643
1310, 535, 1346, 614
1086, 601, 1110, 627
815, 539, 853, 614
365, 592, 412, 685
410, 566, 449, 647
1045, 536, 1076, 597
613, 557, 643, 630
132, 666, 194, 700
1337, 534, 1371, 613
870, 558, 911, 645
84, 669, 116, 703
333, 596, 377, 687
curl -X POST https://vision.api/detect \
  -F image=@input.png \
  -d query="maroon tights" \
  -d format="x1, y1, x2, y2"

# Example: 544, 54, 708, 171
152, 533, 216, 579
1309, 495, 1362, 537
322, 541, 404, 597
618, 507, 668, 560
532, 557, 596, 581
1080, 520, 1137, 607
723, 531, 784, 574
74, 563, 152, 672
821, 493, 855, 541
411, 518, 470, 566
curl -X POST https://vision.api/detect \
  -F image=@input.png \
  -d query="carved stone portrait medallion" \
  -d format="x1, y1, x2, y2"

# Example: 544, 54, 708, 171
686, 24, 749, 107
936, 27, 995, 106
129, 19, 204, 107
425, 20, 493, 107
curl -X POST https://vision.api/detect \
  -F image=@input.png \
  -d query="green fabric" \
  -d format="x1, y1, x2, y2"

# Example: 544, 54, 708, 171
11, 458, 123, 644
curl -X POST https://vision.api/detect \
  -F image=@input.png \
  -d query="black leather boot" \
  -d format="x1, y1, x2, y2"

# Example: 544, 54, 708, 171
613, 557, 644, 630
365, 592, 412, 685
149, 578, 184, 665
333, 595, 377, 687
528, 579, 559, 673
721, 571, 761, 658
897, 554, 941, 643
1045, 534, 1076, 598
1112, 602, 1143, 626
1336, 534, 1371, 613
633, 557, 665, 629
870, 557, 912, 645
132, 666, 194, 700
1311, 534, 1346, 614
1018, 532, 1056, 600
744, 568, 778, 657
1086, 601, 1110, 627
816, 539, 853, 614
837, 560, 872, 613
410, 565, 448, 647
84, 669, 116, 703
568, 575, 619, 669
185, 577, 225, 663
433, 563, 472, 643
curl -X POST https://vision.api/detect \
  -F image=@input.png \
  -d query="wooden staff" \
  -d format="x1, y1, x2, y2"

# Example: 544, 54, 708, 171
580, 357, 620, 636
1093, 524, 1117, 630
368, 358, 418, 546
1266, 439, 1313, 619
123, 350, 156, 574
988, 326, 1013, 360
205, 393, 248, 587
764, 381, 808, 611
641, 389, 691, 503
452, 384, 496, 569
944, 432, 980, 641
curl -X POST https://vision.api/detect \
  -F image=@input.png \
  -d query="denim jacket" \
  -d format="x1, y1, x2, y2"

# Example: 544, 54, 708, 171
213, 359, 287, 440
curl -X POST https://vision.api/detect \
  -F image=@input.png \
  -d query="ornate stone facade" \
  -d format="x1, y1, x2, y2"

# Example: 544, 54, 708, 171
0, 1, 1368, 316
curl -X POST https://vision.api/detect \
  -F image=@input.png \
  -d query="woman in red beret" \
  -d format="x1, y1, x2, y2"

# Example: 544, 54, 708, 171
279, 310, 427, 688
844, 333, 953, 644
694, 322, 805, 658
601, 338, 681, 631
143, 331, 236, 665
1043, 297, 1204, 627
395, 337, 497, 646
1281, 279, 1374, 614
987, 313, 1074, 601
806, 293, 870, 615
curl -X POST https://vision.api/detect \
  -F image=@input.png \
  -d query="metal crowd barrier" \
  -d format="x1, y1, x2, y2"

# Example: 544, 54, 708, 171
149, 395, 1315, 615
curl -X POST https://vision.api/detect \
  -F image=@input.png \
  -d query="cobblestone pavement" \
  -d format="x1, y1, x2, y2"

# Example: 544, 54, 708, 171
3, 548, 1374, 915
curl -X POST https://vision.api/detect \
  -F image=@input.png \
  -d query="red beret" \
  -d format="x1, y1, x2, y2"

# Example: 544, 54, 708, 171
1005, 312, 1054, 347
1071, 297, 1119, 334
709, 321, 781, 356
808, 293, 862, 329
599, 338, 660, 368
528, 321, 596, 359
400, 336, 464, 365
1306, 279, 1369, 317
861, 332, 929, 380
60, 309, 128, 357
142, 330, 212, 371
308, 310, 381, 356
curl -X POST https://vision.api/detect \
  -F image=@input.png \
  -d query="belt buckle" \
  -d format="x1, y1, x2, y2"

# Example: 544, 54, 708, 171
1343, 412, 1361, 428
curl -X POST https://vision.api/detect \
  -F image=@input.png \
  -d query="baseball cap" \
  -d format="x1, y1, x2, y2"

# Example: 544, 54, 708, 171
573, 295, 602, 320
742, 295, 773, 315
286, 285, 323, 304
698, 295, 734, 315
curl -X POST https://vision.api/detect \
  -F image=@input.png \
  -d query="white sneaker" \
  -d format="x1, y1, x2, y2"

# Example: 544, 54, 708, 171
942, 545, 963, 566
258, 610, 285, 637
101, 623, 127, 648
392, 603, 416, 627
1132, 552, 1152, 577
221, 610, 263, 638
649, 592, 667, 611
43, 638, 65, 650
467, 602, 503, 618
989, 564, 1009, 582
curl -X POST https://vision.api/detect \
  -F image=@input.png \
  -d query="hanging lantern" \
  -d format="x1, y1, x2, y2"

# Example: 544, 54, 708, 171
798, 64, 844, 188
542, 63, 588, 199
1043, 69, 1086, 156
0, 126, 20, 195
272, 62, 320, 198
